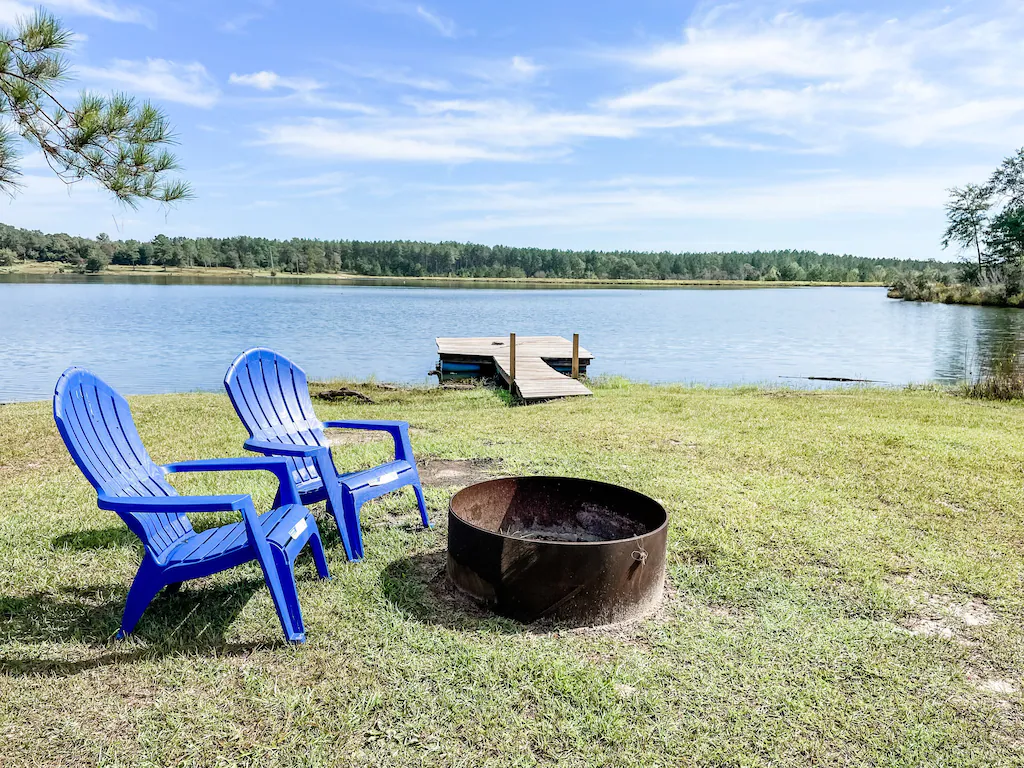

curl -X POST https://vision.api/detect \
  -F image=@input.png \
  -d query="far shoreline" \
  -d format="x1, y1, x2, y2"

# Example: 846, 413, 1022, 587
0, 261, 885, 289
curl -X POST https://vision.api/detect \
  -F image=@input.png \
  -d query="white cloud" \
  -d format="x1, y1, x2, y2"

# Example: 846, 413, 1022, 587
229, 70, 322, 92
510, 56, 543, 78
258, 100, 641, 163
414, 4, 456, 37
605, 2, 1024, 150
78, 59, 219, 108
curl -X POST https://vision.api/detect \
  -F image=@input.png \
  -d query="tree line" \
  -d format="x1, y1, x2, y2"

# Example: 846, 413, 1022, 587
0, 223, 954, 283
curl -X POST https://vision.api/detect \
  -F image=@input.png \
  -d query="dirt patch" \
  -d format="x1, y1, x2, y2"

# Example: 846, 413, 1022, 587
383, 548, 675, 638
946, 599, 997, 627
417, 458, 504, 488
905, 617, 955, 639
498, 503, 647, 543
976, 678, 1019, 696
902, 594, 997, 640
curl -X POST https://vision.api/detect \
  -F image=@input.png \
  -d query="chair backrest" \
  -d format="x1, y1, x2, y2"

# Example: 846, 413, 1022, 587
223, 348, 328, 485
53, 367, 193, 555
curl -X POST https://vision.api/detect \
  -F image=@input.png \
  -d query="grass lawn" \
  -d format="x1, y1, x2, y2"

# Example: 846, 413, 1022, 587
1, 381, 1022, 766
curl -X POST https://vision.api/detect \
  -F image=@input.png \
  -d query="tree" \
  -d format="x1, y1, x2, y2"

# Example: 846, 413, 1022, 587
942, 183, 991, 277
988, 209, 1024, 269
989, 148, 1024, 209
0, 10, 190, 206
83, 245, 107, 272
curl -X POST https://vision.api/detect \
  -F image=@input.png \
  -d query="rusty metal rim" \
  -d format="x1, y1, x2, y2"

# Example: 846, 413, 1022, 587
448, 475, 669, 547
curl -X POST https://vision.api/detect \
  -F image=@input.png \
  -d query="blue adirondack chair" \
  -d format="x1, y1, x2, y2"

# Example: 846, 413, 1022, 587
53, 367, 330, 643
223, 348, 430, 562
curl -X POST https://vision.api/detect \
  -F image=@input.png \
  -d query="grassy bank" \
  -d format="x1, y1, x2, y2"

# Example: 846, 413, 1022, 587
888, 280, 1024, 308
1, 260, 883, 289
1, 381, 1022, 766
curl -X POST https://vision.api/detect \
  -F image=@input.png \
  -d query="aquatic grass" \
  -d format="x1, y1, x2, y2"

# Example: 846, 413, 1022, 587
1, 382, 1022, 766
958, 344, 1024, 401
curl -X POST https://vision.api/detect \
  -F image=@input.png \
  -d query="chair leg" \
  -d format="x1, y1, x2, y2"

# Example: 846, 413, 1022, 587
323, 483, 358, 562
342, 487, 365, 562
118, 558, 165, 638
412, 481, 431, 528
308, 529, 331, 580
251, 545, 305, 643
271, 547, 306, 642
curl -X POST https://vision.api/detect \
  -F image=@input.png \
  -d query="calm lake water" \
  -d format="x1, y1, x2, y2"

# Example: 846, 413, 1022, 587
2, 276, 1024, 402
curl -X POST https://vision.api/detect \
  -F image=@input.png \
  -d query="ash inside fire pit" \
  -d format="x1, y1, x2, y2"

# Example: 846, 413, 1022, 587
499, 503, 647, 542
447, 476, 668, 626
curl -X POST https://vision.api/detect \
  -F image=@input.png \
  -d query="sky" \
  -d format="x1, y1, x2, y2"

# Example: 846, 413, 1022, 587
0, 0, 1022, 260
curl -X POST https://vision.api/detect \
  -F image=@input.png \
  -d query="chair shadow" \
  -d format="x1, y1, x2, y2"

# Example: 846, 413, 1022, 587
0, 579, 285, 677
379, 550, 526, 635
51, 527, 138, 551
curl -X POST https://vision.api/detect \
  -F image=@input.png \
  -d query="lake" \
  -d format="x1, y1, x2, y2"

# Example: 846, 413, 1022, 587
2, 276, 1023, 403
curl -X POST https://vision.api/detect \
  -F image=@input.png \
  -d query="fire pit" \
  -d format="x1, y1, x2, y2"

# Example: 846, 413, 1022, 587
447, 476, 668, 626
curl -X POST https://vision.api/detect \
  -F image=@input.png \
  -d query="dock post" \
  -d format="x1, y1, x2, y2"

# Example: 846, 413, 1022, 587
509, 333, 516, 384
572, 333, 580, 379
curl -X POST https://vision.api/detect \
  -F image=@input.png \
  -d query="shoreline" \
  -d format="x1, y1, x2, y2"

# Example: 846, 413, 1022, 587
0, 261, 884, 289
0, 377, 940, 407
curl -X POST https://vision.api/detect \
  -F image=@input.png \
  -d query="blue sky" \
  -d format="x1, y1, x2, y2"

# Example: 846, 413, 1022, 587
1, 0, 1022, 260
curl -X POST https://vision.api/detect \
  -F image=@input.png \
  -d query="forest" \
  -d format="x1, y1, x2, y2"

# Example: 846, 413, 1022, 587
0, 222, 953, 283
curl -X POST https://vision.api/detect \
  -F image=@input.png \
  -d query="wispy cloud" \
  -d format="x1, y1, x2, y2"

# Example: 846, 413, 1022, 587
363, 1, 460, 38
219, 0, 274, 33
254, 2, 1024, 169
605, 2, 1024, 150
0, 0, 149, 25
220, 13, 261, 33
510, 56, 542, 78
230, 70, 323, 92
414, 4, 456, 37
421, 167, 991, 235
78, 59, 219, 108
333, 63, 452, 92
257, 100, 641, 163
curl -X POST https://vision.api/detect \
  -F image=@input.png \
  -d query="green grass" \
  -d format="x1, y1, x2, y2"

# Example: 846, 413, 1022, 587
1, 381, 1022, 766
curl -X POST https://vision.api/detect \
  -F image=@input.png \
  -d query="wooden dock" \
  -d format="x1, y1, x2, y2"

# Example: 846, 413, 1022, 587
436, 335, 593, 402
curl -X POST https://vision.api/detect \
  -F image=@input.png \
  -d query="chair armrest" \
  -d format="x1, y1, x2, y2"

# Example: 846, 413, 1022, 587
322, 420, 412, 462
98, 493, 250, 514
162, 456, 301, 506
322, 419, 407, 431
243, 438, 325, 458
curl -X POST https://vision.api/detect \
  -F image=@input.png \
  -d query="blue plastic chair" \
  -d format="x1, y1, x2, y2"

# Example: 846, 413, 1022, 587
223, 348, 430, 562
53, 367, 330, 643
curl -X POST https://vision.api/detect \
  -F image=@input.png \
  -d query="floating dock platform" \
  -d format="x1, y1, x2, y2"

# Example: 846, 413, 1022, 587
436, 335, 593, 402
